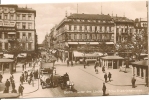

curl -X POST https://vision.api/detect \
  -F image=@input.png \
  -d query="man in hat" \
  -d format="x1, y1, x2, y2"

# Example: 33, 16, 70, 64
0, 73, 3, 83
102, 82, 106, 96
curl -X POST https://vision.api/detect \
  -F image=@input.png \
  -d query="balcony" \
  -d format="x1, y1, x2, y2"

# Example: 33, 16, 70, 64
17, 38, 33, 43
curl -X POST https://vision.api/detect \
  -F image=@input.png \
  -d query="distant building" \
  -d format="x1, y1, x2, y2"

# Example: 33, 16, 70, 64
55, 13, 115, 60
0, 5, 37, 53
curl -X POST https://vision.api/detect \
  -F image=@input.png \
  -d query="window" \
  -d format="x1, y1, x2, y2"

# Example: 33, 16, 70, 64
74, 34, 77, 39
90, 26, 92, 31
4, 14, 7, 19
17, 14, 20, 20
28, 43, 32, 50
28, 15, 31, 20
109, 27, 111, 32
0, 33, 2, 38
4, 33, 8, 39
22, 23, 26, 29
100, 26, 102, 32
28, 33, 31, 38
84, 26, 87, 31
69, 25, 71, 31
16, 32, 20, 38
16, 22, 20, 29
79, 26, 82, 31
74, 25, 77, 30
23, 33, 26, 36
105, 27, 107, 32
5, 43, 8, 50
79, 34, 82, 39
69, 34, 71, 39
10, 14, 14, 20
0, 43, 2, 50
28, 23, 32, 29
22, 14, 26, 20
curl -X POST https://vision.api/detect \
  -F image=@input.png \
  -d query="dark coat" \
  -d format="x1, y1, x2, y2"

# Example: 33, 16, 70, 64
102, 84, 106, 91
108, 73, 112, 78
104, 74, 107, 79
5, 80, 10, 87
18, 86, 24, 92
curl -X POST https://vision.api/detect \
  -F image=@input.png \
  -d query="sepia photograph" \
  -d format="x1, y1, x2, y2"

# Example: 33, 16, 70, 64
0, 0, 148, 99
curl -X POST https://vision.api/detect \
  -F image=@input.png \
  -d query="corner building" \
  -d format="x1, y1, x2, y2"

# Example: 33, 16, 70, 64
55, 13, 115, 60
0, 5, 37, 53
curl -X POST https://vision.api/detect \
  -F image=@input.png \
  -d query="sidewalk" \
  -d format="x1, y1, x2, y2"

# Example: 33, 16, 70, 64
49, 60, 146, 86
0, 62, 40, 95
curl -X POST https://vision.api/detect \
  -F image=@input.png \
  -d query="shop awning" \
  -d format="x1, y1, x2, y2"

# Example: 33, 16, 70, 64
131, 60, 148, 67
8, 32, 16, 34
74, 51, 84, 57
106, 42, 114, 44
17, 53, 27, 58
3, 54, 14, 59
101, 56, 124, 60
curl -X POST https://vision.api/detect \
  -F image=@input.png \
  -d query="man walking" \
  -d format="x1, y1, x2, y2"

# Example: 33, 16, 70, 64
11, 80, 15, 89
5, 79, 10, 92
104, 73, 107, 83
102, 82, 106, 96
108, 72, 112, 82
131, 74, 136, 88
18, 84, 24, 96
0, 73, 3, 83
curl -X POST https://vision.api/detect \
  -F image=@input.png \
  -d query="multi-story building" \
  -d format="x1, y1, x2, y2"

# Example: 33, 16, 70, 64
0, 5, 37, 53
55, 13, 115, 60
112, 15, 134, 43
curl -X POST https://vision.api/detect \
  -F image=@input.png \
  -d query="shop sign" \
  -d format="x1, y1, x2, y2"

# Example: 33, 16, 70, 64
0, 20, 16, 27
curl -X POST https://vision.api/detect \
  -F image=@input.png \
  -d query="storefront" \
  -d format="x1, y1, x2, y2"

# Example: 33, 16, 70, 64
131, 60, 148, 84
101, 56, 125, 69
0, 58, 16, 74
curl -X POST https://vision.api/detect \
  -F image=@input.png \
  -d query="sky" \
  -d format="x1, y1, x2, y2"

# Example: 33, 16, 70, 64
1, 0, 148, 44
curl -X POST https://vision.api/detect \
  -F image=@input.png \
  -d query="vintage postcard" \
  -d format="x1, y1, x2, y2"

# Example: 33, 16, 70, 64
0, 0, 148, 98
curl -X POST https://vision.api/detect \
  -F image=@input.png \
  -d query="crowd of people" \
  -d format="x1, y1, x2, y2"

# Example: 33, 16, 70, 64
0, 57, 41, 97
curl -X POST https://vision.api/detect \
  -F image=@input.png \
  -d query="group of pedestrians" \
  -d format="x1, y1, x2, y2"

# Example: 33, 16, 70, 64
3, 74, 24, 96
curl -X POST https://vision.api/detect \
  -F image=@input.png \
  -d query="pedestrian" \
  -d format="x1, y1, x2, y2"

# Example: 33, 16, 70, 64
22, 72, 25, 82
18, 84, 24, 96
102, 82, 106, 96
0, 73, 3, 83
108, 72, 112, 82
102, 66, 105, 73
131, 74, 136, 88
22, 65, 24, 71
83, 57, 86, 69
24, 71, 28, 82
104, 73, 107, 83
71, 61, 73, 67
5, 79, 10, 92
94, 60, 99, 73
67, 59, 69, 67
9, 74, 14, 83
3, 87, 9, 93
11, 80, 15, 89
20, 75, 23, 85
11, 87, 17, 93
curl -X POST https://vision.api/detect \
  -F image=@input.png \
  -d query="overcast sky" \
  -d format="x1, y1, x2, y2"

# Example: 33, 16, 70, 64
13, 1, 147, 43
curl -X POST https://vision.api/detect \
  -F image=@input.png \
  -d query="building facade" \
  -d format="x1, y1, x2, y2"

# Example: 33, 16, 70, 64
0, 5, 37, 53
112, 15, 134, 43
55, 13, 115, 60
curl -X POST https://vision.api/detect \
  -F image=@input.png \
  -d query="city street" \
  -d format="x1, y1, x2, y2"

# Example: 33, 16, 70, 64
21, 60, 148, 98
